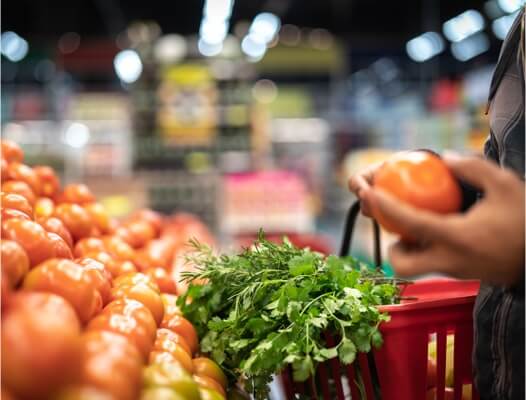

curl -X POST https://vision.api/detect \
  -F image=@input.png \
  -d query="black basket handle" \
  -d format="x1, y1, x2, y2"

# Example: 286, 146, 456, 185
339, 200, 382, 269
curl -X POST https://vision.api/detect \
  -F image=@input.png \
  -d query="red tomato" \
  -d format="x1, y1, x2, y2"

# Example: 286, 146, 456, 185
74, 237, 106, 258
1, 240, 30, 288
161, 294, 182, 318
145, 267, 177, 294
372, 151, 462, 238
1, 207, 31, 221
55, 386, 117, 400
1, 157, 9, 181
54, 203, 93, 241
102, 235, 136, 262
1, 278, 11, 311
192, 358, 228, 389
127, 208, 164, 236
149, 347, 194, 373
23, 258, 102, 323
1, 140, 24, 163
84, 202, 111, 234
1, 192, 33, 217
41, 216, 74, 249
155, 328, 192, 356
7, 163, 41, 196
33, 166, 60, 198
113, 272, 160, 292
160, 314, 199, 355
82, 251, 137, 278
110, 283, 164, 326
76, 257, 112, 305
135, 237, 178, 270
57, 183, 96, 205
116, 220, 156, 248
1, 180, 36, 205
1, 218, 54, 266
48, 232, 74, 259
1, 292, 81, 399
77, 331, 142, 400
194, 375, 227, 398
172, 254, 207, 296
34, 196, 55, 221
87, 299, 156, 360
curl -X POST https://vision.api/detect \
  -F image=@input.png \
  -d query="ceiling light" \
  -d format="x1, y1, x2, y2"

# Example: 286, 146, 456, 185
497, 0, 524, 13
406, 32, 445, 62
1, 31, 29, 62
241, 34, 267, 59
113, 49, 143, 83
492, 12, 519, 39
249, 12, 280, 44
451, 32, 490, 61
443, 10, 485, 42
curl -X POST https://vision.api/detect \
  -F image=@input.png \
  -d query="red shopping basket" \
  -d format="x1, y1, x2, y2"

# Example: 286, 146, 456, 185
280, 201, 480, 400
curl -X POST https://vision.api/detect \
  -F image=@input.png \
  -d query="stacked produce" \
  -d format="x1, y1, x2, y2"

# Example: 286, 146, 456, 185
0, 139, 228, 400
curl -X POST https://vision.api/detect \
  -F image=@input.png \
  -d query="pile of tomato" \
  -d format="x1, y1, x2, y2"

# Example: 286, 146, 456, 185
1, 139, 231, 400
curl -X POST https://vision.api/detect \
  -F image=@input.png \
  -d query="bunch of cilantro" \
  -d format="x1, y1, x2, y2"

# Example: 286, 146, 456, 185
177, 234, 401, 399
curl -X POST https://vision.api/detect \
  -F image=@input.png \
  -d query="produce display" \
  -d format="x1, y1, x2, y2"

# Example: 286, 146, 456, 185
0, 139, 228, 400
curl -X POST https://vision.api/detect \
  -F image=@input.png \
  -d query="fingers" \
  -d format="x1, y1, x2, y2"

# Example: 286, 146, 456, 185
363, 188, 453, 242
348, 174, 371, 196
348, 162, 383, 217
443, 155, 505, 194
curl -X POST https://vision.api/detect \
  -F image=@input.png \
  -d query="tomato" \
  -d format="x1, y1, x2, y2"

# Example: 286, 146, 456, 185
199, 387, 225, 400
149, 347, 193, 373
33, 196, 55, 221
74, 237, 107, 258
55, 386, 117, 400
1, 240, 29, 288
128, 208, 164, 236
192, 358, 227, 389
160, 314, 199, 355
427, 357, 437, 388
1, 386, 16, 400
1, 180, 36, 205
194, 375, 226, 398
1, 207, 31, 221
172, 253, 207, 296
1, 157, 8, 181
41, 216, 74, 249
7, 162, 41, 196
54, 203, 93, 241
58, 183, 96, 205
140, 387, 186, 400
155, 328, 192, 356
103, 235, 136, 262
111, 283, 164, 326
23, 258, 102, 323
82, 251, 137, 278
142, 362, 200, 400
113, 260, 138, 277
145, 267, 177, 294
88, 298, 157, 360
117, 220, 156, 248
33, 165, 61, 198
113, 272, 160, 292
161, 294, 182, 318
2, 277, 11, 311
85, 202, 111, 234
76, 257, 112, 305
135, 238, 178, 270
163, 213, 215, 246
1, 218, 54, 266
1, 192, 33, 217
1, 292, 81, 399
372, 151, 462, 238
77, 331, 142, 400
48, 232, 74, 259
1, 139, 23, 163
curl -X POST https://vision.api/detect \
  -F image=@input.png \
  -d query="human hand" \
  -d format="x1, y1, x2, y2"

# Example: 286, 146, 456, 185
348, 161, 385, 217
361, 156, 525, 286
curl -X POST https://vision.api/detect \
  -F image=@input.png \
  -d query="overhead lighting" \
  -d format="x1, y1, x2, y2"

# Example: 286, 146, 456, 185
200, 18, 228, 44
1, 31, 29, 62
113, 49, 143, 83
204, 0, 233, 21
64, 122, 90, 149
241, 34, 267, 59
492, 12, 519, 39
406, 32, 445, 62
154, 34, 187, 63
484, 0, 505, 18
248, 12, 280, 44
497, 0, 524, 13
443, 10, 485, 42
451, 32, 490, 61
198, 38, 223, 57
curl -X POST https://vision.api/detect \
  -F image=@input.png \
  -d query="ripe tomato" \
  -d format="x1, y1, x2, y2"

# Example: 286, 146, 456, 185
1, 139, 24, 163
7, 162, 41, 196
54, 203, 93, 241
117, 220, 156, 249
155, 328, 192, 356
76, 257, 112, 305
55, 386, 117, 400
41, 216, 74, 249
1, 207, 31, 221
1, 157, 8, 181
34, 196, 55, 221
172, 254, 207, 296
193, 375, 226, 398
103, 235, 136, 262
199, 387, 225, 400
77, 331, 142, 400
161, 294, 182, 322
1, 240, 29, 288
47, 232, 74, 259
84, 202, 111, 234
1, 218, 54, 266
82, 251, 137, 278
74, 237, 107, 258
140, 387, 187, 400
33, 165, 61, 198
88, 298, 157, 360
1, 292, 81, 399
127, 208, 164, 236
160, 314, 198, 355
192, 358, 228, 389
372, 151, 462, 238
145, 267, 177, 294
111, 283, 164, 326
1, 192, 33, 217
113, 272, 160, 292
142, 362, 200, 400
135, 238, 178, 270
149, 349, 193, 373
58, 183, 95, 205
23, 258, 102, 323
1, 180, 36, 205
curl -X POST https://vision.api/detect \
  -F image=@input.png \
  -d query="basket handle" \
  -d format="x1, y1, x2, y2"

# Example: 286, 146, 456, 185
339, 200, 382, 269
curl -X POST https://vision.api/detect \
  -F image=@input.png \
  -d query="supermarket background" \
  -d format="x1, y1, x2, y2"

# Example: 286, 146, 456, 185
1, 0, 523, 271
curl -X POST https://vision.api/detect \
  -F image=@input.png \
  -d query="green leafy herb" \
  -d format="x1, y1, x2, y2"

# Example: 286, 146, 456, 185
177, 232, 402, 399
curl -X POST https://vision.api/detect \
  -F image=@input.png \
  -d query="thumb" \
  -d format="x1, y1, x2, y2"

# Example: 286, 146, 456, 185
443, 154, 503, 195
